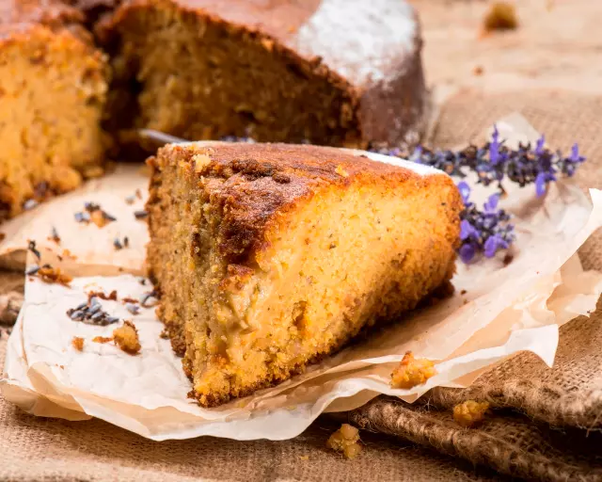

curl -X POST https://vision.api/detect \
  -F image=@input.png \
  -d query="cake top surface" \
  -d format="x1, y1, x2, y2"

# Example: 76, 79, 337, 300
113, 0, 418, 88
153, 142, 449, 264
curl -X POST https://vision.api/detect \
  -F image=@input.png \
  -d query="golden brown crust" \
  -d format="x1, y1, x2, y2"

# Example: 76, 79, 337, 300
148, 142, 451, 266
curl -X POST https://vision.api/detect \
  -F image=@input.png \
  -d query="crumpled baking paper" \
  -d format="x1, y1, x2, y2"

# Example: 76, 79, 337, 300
1, 115, 602, 441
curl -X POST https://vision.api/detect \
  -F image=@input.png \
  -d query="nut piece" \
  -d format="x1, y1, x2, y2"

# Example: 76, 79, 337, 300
390, 351, 436, 389
72, 336, 84, 351
453, 400, 490, 427
112, 320, 141, 355
326, 423, 362, 459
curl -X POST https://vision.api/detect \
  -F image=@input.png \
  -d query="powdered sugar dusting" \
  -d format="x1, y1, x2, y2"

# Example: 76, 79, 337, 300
293, 0, 417, 85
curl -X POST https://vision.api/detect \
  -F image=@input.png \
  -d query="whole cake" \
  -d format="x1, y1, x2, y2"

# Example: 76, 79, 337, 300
97, 0, 427, 148
0, 0, 108, 221
146, 142, 461, 407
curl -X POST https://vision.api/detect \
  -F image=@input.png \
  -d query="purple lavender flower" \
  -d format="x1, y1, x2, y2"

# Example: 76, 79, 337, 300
457, 181, 472, 204
459, 243, 477, 264
489, 125, 501, 165
535, 135, 545, 156
484, 234, 510, 258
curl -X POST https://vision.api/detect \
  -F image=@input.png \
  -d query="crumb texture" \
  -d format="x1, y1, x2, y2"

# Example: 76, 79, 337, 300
113, 320, 141, 354
147, 142, 461, 407
0, 0, 108, 220
327, 424, 362, 459
453, 400, 490, 427
390, 351, 437, 389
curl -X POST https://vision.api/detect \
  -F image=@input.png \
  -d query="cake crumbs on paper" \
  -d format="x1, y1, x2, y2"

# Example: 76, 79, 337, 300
88, 289, 117, 302
483, 2, 518, 32
453, 400, 490, 427
473, 65, 484, 76
327, 424, 362, 459
33, 265, 73, 287
92, 336, 113, 344
113, 320, 141, 355
390, 351, 437, 389
72, 336, 84, 351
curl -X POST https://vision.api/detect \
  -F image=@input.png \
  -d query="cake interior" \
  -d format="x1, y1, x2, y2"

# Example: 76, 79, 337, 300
148, 148, 459, 406
0, 26, 107, 218
101, 0, 361, 147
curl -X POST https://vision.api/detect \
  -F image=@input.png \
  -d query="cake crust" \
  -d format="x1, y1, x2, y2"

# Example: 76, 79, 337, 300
147, 142, 461, 407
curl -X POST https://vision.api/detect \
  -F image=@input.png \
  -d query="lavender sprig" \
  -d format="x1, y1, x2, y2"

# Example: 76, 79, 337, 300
374, 127, 586, 262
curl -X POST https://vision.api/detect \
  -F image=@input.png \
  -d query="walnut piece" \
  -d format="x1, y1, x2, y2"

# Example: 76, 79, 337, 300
72, 336, 84, 352
453, 400, 490, 427
113, 320, 141, 355
390, 351, 436, 389
326, 423, 362, 459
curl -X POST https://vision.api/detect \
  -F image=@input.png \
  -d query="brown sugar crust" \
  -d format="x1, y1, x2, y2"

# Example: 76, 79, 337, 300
147, 142, 461, 407
97, 0, 427, 149
0, 0, 108, 221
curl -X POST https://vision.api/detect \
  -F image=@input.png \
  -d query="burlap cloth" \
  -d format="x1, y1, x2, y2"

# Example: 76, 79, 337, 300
2, 89, 602, 481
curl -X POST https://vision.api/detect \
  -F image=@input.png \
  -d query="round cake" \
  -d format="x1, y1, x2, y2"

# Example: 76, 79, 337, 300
98, 0, 428, 149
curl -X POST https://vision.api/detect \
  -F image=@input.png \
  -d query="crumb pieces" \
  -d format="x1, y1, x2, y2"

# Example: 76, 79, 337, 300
75, 202, 117, 227
390, 351, 437, 389
113, 320, 141, 355
503, 253, 514, 266
160, 328, 169, 340
72, 336, 84, 351
460, 289, 467, 295
88, 290, 117, 301
135, 189, 142, 200
92, 336, 113, 344
483, 2, 518, 32
453, 400, 490, 427
473, 65, 484, 76
327, 424, 362, 459
0, 232, 5, 242
34, 265, 73, 287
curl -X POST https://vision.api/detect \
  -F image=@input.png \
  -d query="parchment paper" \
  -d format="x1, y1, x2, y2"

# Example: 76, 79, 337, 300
2, 115, 602, 441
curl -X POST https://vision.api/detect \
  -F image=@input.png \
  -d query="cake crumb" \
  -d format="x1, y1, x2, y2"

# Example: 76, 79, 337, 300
92, 336, 113, 344
473, 65, 484, 76
453, 400, 490, 427
391, 351, 436, 389
37, 265, 73, 287
113, 320, 141, 355
327, 424, 362, 459
0, 232, 5, 242
72, 336, 84, 351
483, 2, 518, 32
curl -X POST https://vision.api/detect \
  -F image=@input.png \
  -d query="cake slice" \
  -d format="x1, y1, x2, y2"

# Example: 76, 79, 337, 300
0, 0, 108, 220
146, 142, 461, 407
